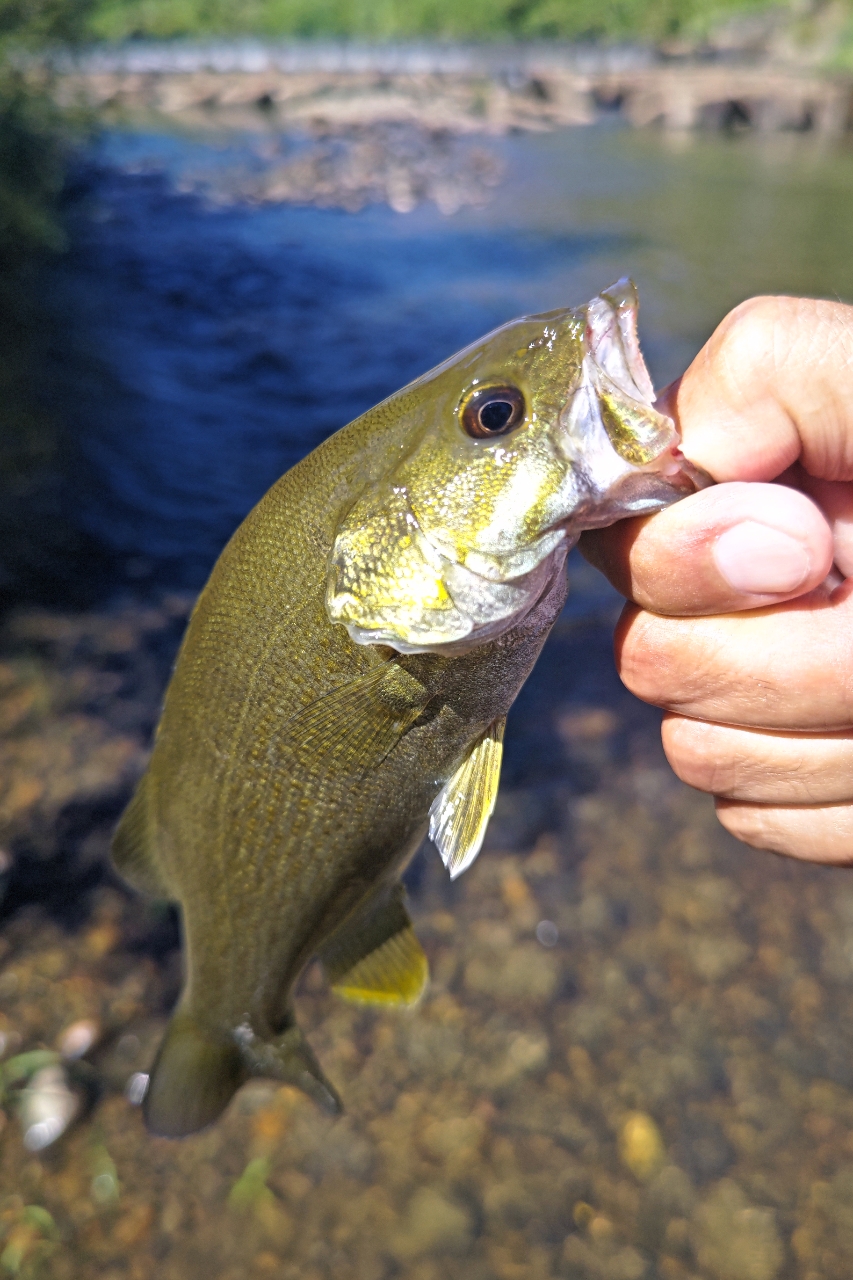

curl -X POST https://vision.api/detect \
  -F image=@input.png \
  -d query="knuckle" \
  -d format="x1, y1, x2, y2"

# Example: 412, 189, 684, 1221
716, 799, 853, 864
661, 718, 732, 793
707, 296, 790, 404
615, 610, 675, 703
616, 612, 726, 713
714, 799, 787, 853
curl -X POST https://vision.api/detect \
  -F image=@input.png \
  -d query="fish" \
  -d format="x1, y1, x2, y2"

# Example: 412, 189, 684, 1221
111, 278, 707, 1137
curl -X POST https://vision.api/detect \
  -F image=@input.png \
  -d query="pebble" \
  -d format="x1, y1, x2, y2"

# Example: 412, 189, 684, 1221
618, 1113, 666, 1183
57, 1019, 99, 1060
18, 1065, 81, 1152
389, 1187, 473, 1260
692, 1180, 783, 1280
1, 595, 853, 1276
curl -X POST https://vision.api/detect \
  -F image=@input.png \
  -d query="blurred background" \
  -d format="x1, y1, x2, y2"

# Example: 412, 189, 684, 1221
3, 3, 853, 1279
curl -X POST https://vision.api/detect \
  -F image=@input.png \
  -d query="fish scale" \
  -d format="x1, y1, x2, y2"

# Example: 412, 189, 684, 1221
111, 278, 708, 1136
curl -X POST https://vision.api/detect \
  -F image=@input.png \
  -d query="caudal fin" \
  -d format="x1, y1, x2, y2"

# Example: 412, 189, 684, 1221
143, 1011, 341, 1138
143, 1014, 245, 1137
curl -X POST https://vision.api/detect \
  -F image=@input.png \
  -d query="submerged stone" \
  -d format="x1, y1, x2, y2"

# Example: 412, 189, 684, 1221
692, 1180, 783, 1280
618, 1112, 666, 1183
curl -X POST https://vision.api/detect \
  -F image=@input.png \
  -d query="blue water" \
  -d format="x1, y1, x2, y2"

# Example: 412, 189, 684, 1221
39, 122, 853, 603
47, 131, 624, 588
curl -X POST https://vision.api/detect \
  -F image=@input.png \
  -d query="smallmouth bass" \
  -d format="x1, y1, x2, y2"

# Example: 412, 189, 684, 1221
112, 280, 706, 1136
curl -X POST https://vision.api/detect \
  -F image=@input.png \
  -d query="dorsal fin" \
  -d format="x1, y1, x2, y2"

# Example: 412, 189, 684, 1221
111, 775, 172, 899
284, 662, 431, 776
321, 882, 428, 1006
428, 717, 505, 880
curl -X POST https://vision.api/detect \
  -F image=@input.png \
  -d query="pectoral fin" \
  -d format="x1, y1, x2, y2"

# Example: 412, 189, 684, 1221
285, 662, 431, 775
111, 776, 172, 899
321, 882, 428, 1007
429, 717, 505, 880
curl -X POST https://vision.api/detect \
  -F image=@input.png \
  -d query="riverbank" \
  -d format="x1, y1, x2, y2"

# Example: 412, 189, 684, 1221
52, 41, 853, 140
4, 105, 853, 1280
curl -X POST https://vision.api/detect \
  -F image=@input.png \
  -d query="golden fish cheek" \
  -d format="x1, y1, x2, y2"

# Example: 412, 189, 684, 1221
325, 472, 569, 653
326, 487, 470, 649
396, 435, 571, 576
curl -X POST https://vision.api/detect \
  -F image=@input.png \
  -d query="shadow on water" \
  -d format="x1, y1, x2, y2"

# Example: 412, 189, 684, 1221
0, 264, 116, 613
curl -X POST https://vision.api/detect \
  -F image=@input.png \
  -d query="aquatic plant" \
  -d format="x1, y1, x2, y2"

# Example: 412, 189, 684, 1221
0, 1201, 57, 1279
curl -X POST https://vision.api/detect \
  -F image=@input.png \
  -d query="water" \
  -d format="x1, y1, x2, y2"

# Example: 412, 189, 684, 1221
15, 122, 853, 603
4, 120, 853, 1279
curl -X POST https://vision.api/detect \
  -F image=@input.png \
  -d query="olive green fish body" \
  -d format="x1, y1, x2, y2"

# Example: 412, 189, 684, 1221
113, 280, 707, 1136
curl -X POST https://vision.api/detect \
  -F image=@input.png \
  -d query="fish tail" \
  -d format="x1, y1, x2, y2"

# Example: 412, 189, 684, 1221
239, 1013, 343, 1117
143, 1012, 245, 1137
143, 1010, 341, 1138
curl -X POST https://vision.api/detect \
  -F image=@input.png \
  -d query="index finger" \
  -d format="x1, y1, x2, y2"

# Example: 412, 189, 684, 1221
580, 294, 852, 615
662, 294, 853, 484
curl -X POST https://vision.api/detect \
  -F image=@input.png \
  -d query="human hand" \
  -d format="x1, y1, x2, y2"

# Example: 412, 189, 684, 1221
581, 295, 853, 863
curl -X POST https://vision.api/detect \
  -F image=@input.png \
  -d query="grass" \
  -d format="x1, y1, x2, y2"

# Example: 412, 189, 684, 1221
84, 0, 797, 44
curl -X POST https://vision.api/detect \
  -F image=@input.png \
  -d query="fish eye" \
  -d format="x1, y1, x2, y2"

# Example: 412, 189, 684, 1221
459, 385, 525, 439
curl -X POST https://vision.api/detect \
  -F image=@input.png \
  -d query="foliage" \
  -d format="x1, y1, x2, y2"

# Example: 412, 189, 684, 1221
0, 72, 73, 259
0, 0, 94, 263
0, 0, 93, 50
0, 1201, 57, 1279
84, 0, 802, 43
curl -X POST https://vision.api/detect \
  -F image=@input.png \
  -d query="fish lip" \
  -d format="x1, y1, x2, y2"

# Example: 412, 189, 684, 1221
549, 280, 714, 531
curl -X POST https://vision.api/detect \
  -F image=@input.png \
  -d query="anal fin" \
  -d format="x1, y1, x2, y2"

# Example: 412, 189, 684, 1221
321, 882, 428, 1007
111, 775, 171, 899
429, 716, 505, 880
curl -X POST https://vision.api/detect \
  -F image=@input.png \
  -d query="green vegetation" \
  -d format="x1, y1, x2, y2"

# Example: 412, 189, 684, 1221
0, 0, 93, 261
83, 0, 804, 44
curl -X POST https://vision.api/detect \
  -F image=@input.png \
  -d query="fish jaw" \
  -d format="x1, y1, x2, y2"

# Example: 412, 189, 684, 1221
326, 279, 709, 655
553, 278, 710, 534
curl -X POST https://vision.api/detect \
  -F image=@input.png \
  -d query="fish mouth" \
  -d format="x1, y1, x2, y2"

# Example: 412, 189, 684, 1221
410, 278, 710, 586
552, 277, 711, 533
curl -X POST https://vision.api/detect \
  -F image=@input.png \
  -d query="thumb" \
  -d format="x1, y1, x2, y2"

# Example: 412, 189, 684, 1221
581, 480, 833, 616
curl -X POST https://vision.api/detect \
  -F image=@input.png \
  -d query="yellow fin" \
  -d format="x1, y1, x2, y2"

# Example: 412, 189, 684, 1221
321, 883, 428, 1007
428, 717, 505, 880
285, 662, 430, 776
111, 776, 172, 899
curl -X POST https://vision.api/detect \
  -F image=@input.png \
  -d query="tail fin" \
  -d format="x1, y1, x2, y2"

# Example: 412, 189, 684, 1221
241, 1020, 342, 1117
143, 1013, 245, 1137
143, 1011, 341, 1138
